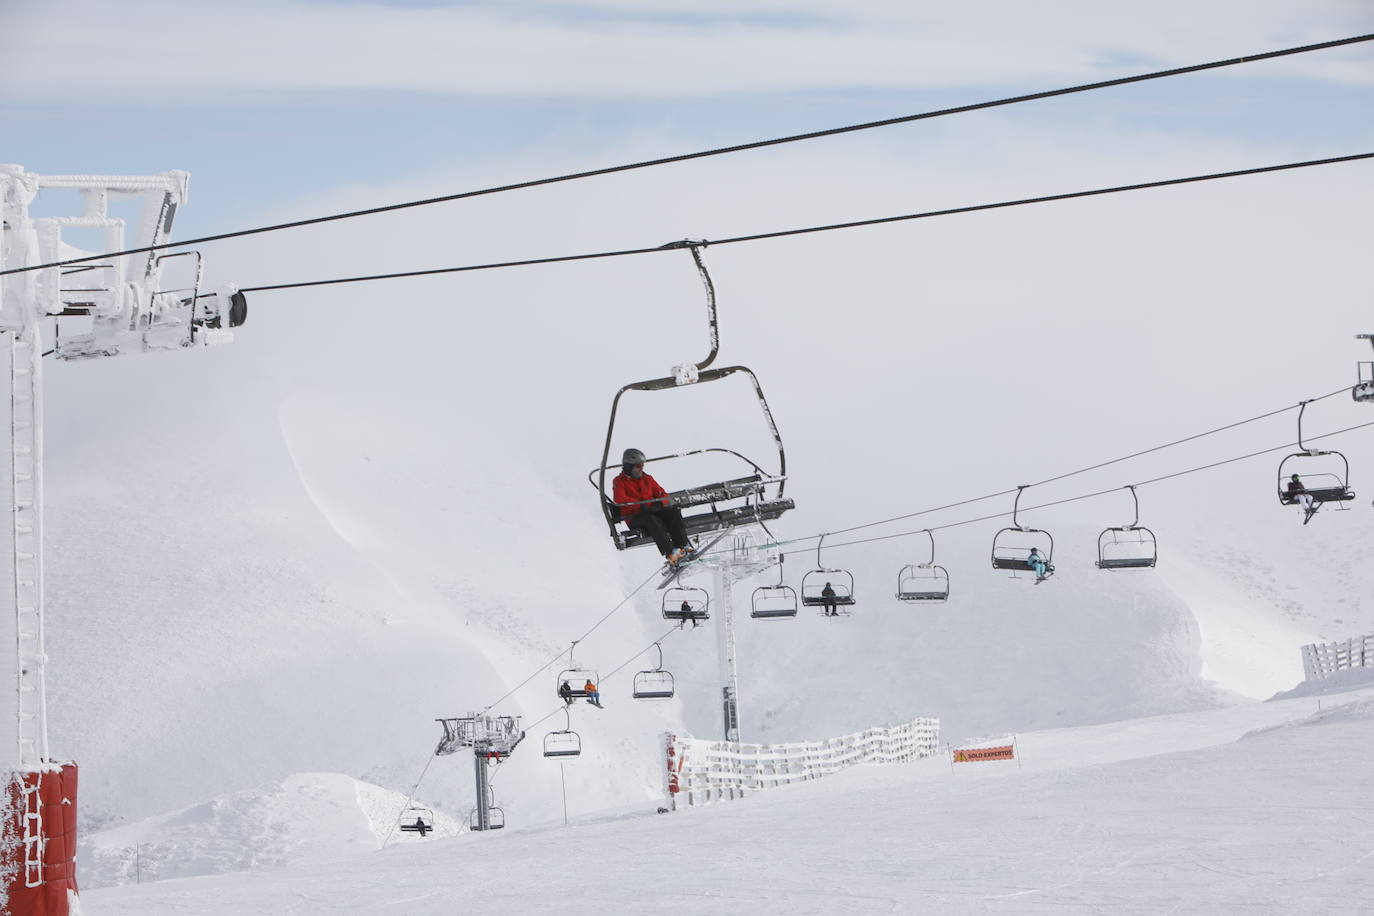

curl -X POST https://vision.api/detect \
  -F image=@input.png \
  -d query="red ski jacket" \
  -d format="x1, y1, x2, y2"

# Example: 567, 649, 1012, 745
613, 472, 669, 519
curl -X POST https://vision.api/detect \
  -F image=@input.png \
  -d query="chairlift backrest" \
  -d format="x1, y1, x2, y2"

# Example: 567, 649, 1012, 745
556, 668, 601, 701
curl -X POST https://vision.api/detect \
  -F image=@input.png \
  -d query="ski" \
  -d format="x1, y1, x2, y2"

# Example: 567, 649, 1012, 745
657, 531, 729, 589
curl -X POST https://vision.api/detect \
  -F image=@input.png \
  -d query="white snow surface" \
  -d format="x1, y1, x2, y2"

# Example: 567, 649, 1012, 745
84, 681, 1374, 914
83, 773, 456, 888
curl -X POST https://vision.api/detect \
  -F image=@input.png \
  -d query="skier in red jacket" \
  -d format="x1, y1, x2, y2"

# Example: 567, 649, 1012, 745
613, 448, 693, 564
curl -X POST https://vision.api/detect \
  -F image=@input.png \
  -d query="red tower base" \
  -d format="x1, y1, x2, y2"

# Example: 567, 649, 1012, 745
3, 763, 79, 916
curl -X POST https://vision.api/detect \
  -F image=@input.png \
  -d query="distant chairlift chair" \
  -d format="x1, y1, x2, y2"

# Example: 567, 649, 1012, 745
1096, 485, 1158, 570
895, 529, 950, 602
663, 586, 710, 624
399, 806, 434, 837
632, 643, 676, 700
800, 534, 856, 614
991, 485, 1055, 579
543, 708, 582, 759
1277, 400, 1356, 513
751, 556, 798, 620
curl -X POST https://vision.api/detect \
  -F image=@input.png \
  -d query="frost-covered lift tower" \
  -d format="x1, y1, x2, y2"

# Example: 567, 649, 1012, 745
0, 165, 243, 915
435, 714, 523, 831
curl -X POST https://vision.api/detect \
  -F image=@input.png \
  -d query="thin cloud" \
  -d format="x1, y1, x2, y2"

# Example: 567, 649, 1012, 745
3, 0, 1370, 103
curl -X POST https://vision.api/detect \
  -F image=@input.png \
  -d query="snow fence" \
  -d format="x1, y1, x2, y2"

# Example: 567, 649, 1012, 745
663, 717, 939, 808
1302, 633, 1374, 681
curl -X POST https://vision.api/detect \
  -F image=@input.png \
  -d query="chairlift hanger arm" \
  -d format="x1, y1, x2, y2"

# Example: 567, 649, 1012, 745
658, 240, 718, 371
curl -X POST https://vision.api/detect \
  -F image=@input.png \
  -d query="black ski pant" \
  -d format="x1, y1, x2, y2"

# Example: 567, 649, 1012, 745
823, 599, 837, 616
629, 507, 690, 557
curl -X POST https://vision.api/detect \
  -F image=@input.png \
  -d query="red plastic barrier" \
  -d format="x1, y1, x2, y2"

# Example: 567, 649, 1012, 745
2, 764, 79, 916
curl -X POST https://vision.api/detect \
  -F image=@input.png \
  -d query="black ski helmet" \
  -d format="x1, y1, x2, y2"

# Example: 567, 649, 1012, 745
622, 448, 647, 467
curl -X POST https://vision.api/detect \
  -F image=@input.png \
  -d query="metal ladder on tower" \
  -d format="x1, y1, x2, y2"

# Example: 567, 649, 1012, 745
10, 328, 47, 770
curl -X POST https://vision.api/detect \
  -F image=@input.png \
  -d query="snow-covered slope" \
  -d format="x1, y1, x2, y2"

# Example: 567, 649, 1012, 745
83, 773, 457, 888
84, 676, 1374, 914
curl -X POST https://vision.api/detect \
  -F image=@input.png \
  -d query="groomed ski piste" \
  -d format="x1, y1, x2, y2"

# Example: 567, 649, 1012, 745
85, 672, 1374, 914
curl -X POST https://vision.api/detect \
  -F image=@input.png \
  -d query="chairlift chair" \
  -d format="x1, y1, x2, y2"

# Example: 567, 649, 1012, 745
1276, 401, 1356, 509
590, 243, 794, 552
662, 586, 710, 623
1095, 486, 1158, 569
632, 643, 676, 700
991, 485, 1055, 578
1354, 334, 1374, 403
399, 806, 434, 837
472, 806, 505, 830
800, 534, 857, 613
751, 555, 798, 619
543, 708, 582, 759
554, 642, 601, 704
896, 530, 950, 602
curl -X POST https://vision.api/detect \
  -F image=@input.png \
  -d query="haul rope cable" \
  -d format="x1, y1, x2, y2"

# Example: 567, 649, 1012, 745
773, 419, 1374, 558
7, 32, 1369, 277
233, 152, 1374, 294
394, 412, 1372, 831
809, 385, 1354, 543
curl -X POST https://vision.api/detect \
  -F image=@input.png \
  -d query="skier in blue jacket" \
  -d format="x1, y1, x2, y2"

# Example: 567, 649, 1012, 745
1027, 547, 1050, 581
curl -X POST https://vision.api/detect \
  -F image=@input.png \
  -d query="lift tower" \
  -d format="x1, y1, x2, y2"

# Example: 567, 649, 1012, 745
436, 714, 524, 831
0, 164, 244, 914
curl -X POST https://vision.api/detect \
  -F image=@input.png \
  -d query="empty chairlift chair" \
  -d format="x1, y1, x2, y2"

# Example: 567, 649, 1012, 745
590, 243, 794, 554
991, 485, 1055, 580
751, 554, 798, 619
1096, 485, 1158, 570
895, 529, 950, 602
543, 708, 582, 759
1277, 401, 1356, 517
632, 643, 676, 700
663, 586, 710, 624
801, 534, 856, 614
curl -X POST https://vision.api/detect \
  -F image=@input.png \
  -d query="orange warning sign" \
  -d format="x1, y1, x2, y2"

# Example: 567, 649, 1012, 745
952, 744, 1015, 762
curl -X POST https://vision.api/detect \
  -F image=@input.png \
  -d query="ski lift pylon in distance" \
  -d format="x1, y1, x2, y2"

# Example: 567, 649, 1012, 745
991, 485, 1055, 579
544, 707, 582, 759
751, 555, 798, 619
663, 586, 710, 623
590, 243, 794, 552
896, 529, 950, 602
800, 534, 856, 612
1096, 485, 1158, 570
632, 643, 676, 700
1277, 401, 1356, 511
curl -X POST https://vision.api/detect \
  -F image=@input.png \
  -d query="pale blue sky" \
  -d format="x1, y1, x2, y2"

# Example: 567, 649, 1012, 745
3, 1, 1371, 240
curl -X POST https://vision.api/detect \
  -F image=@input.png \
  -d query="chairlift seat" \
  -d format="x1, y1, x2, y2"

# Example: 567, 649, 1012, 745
663, 602, 709, 621
1281, 487, 1355, 505
750, 605, 798, 619
615, 498, 794, 550
400, 821, 433, 836
1096, 557, 1157, 569
800, 594, 856, 606
897, 589, 949, 601
992, 557, 1039, 571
